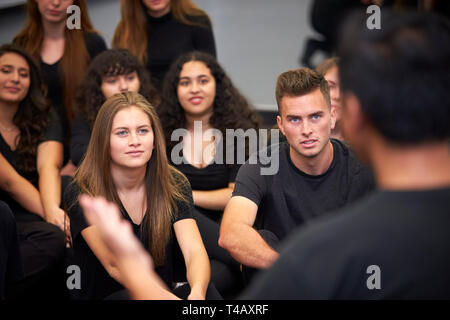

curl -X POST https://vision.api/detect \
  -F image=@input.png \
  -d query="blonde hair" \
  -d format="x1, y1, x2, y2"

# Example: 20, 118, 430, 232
74, 92, 189, 265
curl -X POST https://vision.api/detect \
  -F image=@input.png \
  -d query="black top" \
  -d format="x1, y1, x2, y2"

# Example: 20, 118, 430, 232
0, 200, 24, 298
70, 115, 91, 167
169, 137, 241, 222
242, 187, 450, 299
64, 175, 195, 300
40, 32, 106, 163
232, 139, 376, 242
145, 11, 216, 89
0, 109, 63, 222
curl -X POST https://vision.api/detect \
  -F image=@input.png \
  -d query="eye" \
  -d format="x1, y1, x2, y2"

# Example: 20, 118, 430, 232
290, 117, 299, 123
312, 114, 321, 120
138, 128, 149, 135
200, 78, 209, 85
1, 67, 12, 74
127, 74, 136, 81
179, 80, 189, 87
19, 71, 29, 78
116, 130, 128, 136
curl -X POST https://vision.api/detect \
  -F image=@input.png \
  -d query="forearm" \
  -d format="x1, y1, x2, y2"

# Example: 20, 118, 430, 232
185, 250, 210, 298
38, 165, 62, 217
192, 188, 233, 211
220, 224, 279, 269
7, 176, 45, 218
118, 257, 180, 300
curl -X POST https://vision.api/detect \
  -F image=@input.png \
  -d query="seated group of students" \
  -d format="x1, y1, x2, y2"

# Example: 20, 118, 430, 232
1, 4, 450, 300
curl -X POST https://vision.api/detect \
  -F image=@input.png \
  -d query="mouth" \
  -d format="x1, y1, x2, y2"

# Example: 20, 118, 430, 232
49, 10, 62, 16
126, 151, 144, 156
189, 97, 203, 105
300, 139, 317, 148
5, 87, 20, 93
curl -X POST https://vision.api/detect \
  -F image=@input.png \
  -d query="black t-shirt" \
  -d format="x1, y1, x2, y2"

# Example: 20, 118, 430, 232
232, 139, 375, 242
41, 32, 106, 163
0, 200, 23, 298
64, 174, 195, 300
145, 11, 216, 89
0, 108, 63, 222
242, 187, 450, 299
70, 115, 91, 167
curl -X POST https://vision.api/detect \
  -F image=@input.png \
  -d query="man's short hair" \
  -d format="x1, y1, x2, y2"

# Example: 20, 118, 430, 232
275, 68, 331, 113
338, 10, 450, 144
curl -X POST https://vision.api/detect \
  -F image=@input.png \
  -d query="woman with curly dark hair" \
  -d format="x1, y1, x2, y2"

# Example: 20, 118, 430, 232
71, 49, 159, 167
0, 43, 66, 299
158, 51, 261, 297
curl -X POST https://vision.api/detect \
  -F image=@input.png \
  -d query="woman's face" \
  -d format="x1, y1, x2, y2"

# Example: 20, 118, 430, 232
177, 61, 216, 120
101, 71, 141, 99
110, 106, 154, 171
142, 0, 171, 18
0, 52, 30, 104
324, 66, 341, 121
35, 0, 75, 24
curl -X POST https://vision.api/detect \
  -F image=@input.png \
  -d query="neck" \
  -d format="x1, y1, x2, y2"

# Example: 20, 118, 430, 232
330, 122, 344, 141
370, 139, 450, 190
290, 140, 334, 175
147, 8, 170, 19
0, 100, 19, 126
42, 19, 66, 39
185, 112, 212, 131
111, 165, 147, 193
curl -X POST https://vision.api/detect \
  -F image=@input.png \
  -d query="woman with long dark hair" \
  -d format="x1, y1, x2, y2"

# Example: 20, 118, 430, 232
0, 43, 67, 299
158, 51, 262, 297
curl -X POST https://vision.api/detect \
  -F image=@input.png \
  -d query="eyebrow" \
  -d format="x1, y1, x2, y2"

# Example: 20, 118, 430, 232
1, 64, 29, 72
113, 124, 150, 130
179, 74, 210, 80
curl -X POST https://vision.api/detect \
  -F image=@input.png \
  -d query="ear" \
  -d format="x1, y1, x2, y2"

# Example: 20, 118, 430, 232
276, 115, 285, 136
330, 104, 337, 130
341, 92, 368, 143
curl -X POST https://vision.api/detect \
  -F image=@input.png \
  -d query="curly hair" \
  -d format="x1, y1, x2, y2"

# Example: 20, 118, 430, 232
158, 51, 261, 151
74, 48, 160, 129
0, 44, 49, 181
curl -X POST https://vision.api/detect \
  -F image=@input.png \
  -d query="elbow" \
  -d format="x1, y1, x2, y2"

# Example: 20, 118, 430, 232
218, 227, 234, 252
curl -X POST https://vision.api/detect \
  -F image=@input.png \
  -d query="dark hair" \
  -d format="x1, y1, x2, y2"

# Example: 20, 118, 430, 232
0, 43, 49, 179
158, 51, 261, 150
275, 67, 330, 112
338, 10, 450, 143
74, 48, 160, 128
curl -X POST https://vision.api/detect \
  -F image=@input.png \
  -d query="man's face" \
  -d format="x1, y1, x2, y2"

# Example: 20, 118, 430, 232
277, 88, 336, 161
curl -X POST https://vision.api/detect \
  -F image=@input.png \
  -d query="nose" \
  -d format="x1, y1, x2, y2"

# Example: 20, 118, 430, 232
128, 131, 140, 146
51, 0, 61, 7
10, 70, 20, 83
190, 81, 200, 93
301, 120, 312, 137
119, 77, 128, 92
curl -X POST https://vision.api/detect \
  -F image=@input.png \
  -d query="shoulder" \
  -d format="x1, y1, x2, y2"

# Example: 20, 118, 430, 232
84, 32, 107, 58
187, 14, 212, 27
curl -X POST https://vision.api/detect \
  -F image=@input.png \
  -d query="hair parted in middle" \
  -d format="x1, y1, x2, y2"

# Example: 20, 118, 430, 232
275, 68, 331, 113
73, 91, 189, 266
158, 51, 262, 151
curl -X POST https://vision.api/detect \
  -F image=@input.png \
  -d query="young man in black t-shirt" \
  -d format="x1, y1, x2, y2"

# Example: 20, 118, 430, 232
218, 68, 375, 281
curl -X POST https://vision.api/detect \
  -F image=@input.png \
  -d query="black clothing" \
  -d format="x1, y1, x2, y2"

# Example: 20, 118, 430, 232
242, 188, 450, 299
65, 177, 195, 300
233, 139, 375, 242
70, 115, 91, 167
0, 108, 63, 222
145, 11, 216, 89
0, 201, 23, 298
40, 32, 106, 163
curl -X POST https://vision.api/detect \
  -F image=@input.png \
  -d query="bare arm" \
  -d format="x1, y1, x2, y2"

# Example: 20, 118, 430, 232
192, 183, 234, 211
174, 218, 210, 300
0, 153, 45, 218
36, 141, 69, 233
219, 196, 279, 269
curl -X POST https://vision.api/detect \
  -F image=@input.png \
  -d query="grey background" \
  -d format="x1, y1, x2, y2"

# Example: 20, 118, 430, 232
0, 0, 319, 111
